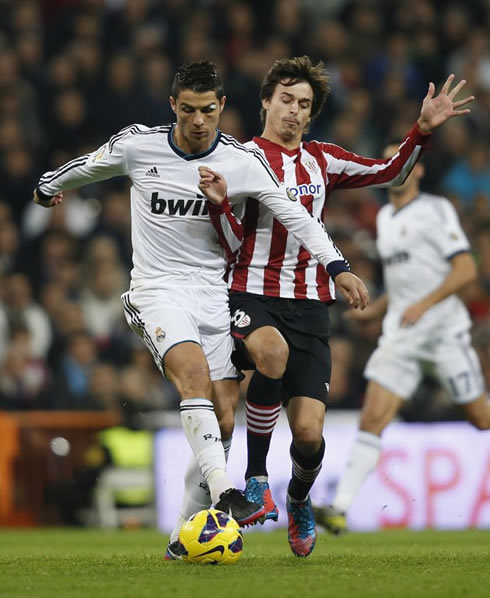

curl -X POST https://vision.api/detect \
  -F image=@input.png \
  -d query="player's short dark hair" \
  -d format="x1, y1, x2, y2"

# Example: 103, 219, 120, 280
260, 56, 330, 128
171, 59, 224, 99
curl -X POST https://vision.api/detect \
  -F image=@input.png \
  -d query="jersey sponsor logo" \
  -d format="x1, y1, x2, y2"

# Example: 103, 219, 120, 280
382, 251, 410, 266
155, 327, 166, 342
150, 192, 209, 216
287, 183, 322, 199
231, 309, 251, 328
146, 166, 160, 177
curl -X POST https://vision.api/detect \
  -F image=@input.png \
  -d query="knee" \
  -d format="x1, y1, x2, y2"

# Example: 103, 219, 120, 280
252, 340, 289, 379
469, 415, 490, 431
464, 396, 490, 431
291, 424, 323, 456
177, 364, 212, 398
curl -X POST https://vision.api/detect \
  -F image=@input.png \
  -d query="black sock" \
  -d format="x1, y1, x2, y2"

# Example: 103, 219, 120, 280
288, 438, 326, 501
245, 371, 282, 480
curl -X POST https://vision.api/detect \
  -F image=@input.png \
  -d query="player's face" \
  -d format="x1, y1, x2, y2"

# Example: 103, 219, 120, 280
171, 90, 226, 154
262, 81, 313, 146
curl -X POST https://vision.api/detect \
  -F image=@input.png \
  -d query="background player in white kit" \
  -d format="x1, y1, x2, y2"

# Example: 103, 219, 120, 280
314, 143, 490, 535
32, 60, 367, 557
205, 57, 475, 557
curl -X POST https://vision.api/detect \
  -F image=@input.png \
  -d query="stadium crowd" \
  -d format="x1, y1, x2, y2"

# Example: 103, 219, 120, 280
0, 0, 489, 419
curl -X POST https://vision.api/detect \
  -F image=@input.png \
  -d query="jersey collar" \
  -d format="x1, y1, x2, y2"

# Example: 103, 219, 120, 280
253, 136, 301, 157
391, 193, 422, 216
168, 124, 221, 160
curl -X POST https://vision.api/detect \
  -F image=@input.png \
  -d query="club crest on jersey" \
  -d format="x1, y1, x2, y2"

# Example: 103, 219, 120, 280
304, 159, 319, 174
92, 145, 106, 162
155, 327, 166, 342
231, 309, 251, 328
286, 188, 297, 202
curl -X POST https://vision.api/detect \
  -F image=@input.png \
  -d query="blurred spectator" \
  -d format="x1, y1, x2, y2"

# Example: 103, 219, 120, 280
22, 189, 100, 240
41, 330, 99, 410
79, 249, 127, 349
441, 141, 490, 207
1, 144, 38, 225
0, 218, 19, 276
1, 272, 52, 359
0, 323, 48, 410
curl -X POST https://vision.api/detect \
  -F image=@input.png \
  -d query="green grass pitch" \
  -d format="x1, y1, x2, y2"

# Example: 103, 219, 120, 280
1, 528, 489, 598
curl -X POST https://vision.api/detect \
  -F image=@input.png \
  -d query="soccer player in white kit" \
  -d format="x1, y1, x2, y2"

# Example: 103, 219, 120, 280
314, 143, 490, 535
33, 60, 368, 557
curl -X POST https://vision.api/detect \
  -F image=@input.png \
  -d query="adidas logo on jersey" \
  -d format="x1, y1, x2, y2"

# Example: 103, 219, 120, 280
146, 166, 160, 177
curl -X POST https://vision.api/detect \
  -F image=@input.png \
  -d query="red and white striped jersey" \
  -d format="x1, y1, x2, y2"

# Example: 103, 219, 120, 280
226, 123, 430, 302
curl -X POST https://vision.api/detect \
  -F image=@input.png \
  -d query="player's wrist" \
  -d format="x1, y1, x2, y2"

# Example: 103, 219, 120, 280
35, 186, 54, 202
206, 195, 230, 213
416, 118, 432, 135
327, 260, 350, 279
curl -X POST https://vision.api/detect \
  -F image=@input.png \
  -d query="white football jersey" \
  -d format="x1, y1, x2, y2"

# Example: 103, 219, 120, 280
376, 192, 472, 337
37, 124, 347, 288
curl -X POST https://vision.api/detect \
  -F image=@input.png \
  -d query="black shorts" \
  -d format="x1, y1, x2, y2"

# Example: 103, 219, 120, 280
229, 292, 331, 405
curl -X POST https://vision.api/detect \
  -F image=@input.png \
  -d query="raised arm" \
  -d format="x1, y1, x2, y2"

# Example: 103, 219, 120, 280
318, 75, 474, 191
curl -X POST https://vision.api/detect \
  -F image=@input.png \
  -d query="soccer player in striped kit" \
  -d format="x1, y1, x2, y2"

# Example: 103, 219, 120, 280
33, 60, 368, 559
206, 57, 474, 556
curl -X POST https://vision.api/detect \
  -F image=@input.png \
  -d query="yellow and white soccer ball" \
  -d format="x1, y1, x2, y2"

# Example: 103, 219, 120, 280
178, 509, 243, 565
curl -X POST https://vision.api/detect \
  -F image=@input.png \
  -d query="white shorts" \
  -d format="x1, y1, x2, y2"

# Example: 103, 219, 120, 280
365, 330, 485, 403
121, 283, 239, 381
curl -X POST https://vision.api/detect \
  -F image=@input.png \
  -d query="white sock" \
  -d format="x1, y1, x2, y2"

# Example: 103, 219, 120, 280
170, 437, 233, 543
333, 430, 382, 513
180, 398, 232, 504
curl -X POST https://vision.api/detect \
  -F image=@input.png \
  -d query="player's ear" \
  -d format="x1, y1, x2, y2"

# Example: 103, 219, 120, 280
219, 95, 226, 112
261, 97, 271, 111
169, 96, 177, 114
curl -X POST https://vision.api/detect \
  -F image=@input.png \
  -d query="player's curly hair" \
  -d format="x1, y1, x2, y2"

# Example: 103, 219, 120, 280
260, 56, 330, 129
171, 59, 224, 99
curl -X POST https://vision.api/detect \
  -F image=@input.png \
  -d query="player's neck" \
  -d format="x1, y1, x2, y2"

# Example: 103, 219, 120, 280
388, 188, 420, 210
260, 126, 301, 151
172, 125, 216, 155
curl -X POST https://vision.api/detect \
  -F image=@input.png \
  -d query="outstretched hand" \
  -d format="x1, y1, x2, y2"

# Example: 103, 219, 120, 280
198, 166, 227, 204
33, 189, 63, 208
335, 272, 369, 310
417, 74, 474, 134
